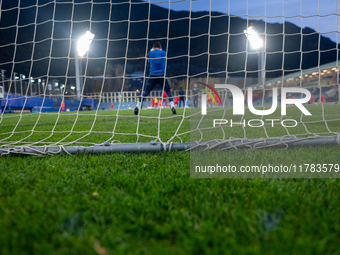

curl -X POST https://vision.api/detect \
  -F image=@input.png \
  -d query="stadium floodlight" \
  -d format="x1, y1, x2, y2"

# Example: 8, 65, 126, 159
244, 26, 263, 49
37, 79, 41, 95
244, 25, 265, 84
70, 86, 76, 95
75, 30, 95, 99
13, 72, 18, 95
29, 77, 34, 96
0, 69, 5, 79
20, 74, 25, 95
77, 31, 95, 57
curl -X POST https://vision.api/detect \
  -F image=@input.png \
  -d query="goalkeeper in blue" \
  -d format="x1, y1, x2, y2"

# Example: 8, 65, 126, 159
134, 42, 176, 115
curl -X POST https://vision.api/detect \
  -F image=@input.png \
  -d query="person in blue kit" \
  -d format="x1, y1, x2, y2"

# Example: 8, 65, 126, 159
134, 42, 176, 115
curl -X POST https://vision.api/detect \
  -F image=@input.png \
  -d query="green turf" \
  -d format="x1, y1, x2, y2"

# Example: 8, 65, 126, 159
1, 105, 340, 254
0, 108, 192, 145
1, 148, 340, 254
1, 104, 339, 147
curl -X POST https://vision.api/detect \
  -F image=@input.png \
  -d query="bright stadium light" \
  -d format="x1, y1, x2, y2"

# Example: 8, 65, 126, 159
77, 30, 95, 57
75, 30, 95, 99
20, 74, 25, 95
244, 26, 263, 49
244, 25, 265, 85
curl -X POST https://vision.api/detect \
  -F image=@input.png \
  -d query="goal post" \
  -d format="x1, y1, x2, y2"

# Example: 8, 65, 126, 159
0, 0, 339, 156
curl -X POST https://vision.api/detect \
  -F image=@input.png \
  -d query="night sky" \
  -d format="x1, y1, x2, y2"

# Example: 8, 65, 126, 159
146, 0, 340, 43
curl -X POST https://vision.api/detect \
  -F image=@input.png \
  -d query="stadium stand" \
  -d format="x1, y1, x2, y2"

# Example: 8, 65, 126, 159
0, 94, 97, 113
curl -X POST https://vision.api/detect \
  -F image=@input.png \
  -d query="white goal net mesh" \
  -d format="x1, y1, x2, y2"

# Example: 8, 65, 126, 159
0, 0, 340, 155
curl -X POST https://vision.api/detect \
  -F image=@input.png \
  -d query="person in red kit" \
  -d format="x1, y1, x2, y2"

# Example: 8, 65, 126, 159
320, 94, 325, 103
174, 96, 180, 107
61, 100, 65, 112
162, 91, 167, 106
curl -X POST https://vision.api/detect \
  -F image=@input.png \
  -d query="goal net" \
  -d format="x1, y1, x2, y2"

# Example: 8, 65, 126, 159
0, 0, 339, 156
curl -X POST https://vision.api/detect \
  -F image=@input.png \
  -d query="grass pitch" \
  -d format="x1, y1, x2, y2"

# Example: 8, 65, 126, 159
1, 103, 339, 146
1, 104, 340, 254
